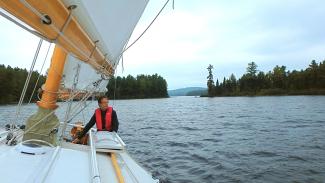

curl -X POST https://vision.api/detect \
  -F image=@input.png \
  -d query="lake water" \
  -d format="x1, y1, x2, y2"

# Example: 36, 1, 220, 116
0, 96, 325, 183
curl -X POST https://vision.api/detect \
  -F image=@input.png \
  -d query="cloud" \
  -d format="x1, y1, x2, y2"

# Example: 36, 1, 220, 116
0, 15, 52, 73
1, 1, 325, 89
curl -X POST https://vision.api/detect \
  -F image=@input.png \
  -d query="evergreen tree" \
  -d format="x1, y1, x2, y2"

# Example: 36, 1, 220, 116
206, 64, 215, 96
246, 62, 258, 76
272, 65, 287, 89
204, 60, 325, 97
229, 74, 237, 93
106, 74, 168, 99
0, 65, 46, 104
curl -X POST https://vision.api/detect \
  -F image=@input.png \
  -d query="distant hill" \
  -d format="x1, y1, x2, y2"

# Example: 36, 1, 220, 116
186, 89, 207, 96
168, 87, 207, 96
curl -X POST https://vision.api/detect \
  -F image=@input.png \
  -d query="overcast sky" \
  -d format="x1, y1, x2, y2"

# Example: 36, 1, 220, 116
1, 0, 325, 89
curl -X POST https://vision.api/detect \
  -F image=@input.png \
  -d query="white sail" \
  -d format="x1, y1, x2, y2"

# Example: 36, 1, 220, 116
62, 0, 149, 67
62, 54, 109, 92
61, 0, 149, 91
0, 1, 160, 182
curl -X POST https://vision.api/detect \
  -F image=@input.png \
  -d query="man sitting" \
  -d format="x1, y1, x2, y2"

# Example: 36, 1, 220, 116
72, 96, 118, 144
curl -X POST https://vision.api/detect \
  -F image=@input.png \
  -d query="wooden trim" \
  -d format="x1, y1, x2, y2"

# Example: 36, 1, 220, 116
110, 153, 125, 183
37, 46, 67, 109
0, 0, 113, 75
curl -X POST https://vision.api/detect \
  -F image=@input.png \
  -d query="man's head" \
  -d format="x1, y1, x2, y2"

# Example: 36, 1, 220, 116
98, 96, 109, 111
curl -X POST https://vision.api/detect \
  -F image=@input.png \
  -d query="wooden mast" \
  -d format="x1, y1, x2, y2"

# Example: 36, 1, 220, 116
37, 46, 67, 109
0, 0, 114, 144
0, 0, 114, 76
22, 46, 67, 144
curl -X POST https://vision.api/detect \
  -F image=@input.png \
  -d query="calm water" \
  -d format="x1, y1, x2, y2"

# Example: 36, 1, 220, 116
1, 96, 325, 183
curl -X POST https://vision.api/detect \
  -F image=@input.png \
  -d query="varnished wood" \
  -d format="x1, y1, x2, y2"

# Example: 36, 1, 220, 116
0, 0, 113, 76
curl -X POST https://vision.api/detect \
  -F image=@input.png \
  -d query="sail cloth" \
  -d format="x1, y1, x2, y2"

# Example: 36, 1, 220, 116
62, 54, 109, 92
61, 0, 149, 67
0, 0, 149, 75
60, 0, 149, 91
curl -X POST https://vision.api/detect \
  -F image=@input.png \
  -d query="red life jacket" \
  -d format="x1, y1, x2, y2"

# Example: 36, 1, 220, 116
95, 107, 113, 131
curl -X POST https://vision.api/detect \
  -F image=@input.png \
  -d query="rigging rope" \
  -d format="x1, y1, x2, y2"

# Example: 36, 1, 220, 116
14, 38, 43, 126
115, 0, 173, 73
28, 43, 52, 104
59, 63, 81, 142
0, 10, 52, 42
65, 92, 94, 124
81, 105, 86, 125
19, 0, 111, 76
111, 0, 174, 100
6, 0, 175, 143
121, 0, 172, 54
9, 79, 103, 144
5, 0, 173, 77
113, 70, 117, 106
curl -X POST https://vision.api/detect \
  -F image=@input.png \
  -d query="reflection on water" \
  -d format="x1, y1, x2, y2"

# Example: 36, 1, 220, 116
1, 96, 325, 183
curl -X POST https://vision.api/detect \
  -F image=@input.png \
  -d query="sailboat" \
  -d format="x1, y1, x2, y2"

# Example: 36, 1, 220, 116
0, 0, 160, 182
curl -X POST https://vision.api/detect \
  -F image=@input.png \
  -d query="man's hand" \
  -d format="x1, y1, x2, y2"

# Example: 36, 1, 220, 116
72, 138, 80, 144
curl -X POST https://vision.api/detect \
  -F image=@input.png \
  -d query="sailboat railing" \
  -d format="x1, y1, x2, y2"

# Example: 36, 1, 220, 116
113, 132, 126, 147
89, 129, 101, 183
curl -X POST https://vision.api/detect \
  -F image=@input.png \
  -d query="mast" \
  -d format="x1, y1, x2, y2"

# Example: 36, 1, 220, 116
1, 0, 150, 145
0, 0, 114, 76
38, 46, 67, 110
23, 46, 67, 145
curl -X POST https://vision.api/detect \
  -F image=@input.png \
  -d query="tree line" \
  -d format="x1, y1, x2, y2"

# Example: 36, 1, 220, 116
0, 64, 168, 104
206, 60, 325, 96
106, 74, 168, 99
0, 64, 46, 104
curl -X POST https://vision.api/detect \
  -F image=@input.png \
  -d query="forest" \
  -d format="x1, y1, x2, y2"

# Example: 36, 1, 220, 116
206, 60, 325, 96
0, 64, 168, 104
106, 74, 168, 99
0, 64, 45, 104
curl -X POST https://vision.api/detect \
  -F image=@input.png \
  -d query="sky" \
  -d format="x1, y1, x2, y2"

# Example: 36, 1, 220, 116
1, 0, 325, 90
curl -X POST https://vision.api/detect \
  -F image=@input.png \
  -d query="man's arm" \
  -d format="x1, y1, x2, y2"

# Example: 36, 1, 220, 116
77, 114, 96, 139
111, 110, 119, 132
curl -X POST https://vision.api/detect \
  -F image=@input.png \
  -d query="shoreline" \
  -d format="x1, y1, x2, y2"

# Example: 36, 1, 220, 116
201, 89, 325, 97
2, 94, 325, 105
0, 96, 170, 105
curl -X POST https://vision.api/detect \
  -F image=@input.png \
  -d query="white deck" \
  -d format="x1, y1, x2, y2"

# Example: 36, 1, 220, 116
0, 130, 158, 183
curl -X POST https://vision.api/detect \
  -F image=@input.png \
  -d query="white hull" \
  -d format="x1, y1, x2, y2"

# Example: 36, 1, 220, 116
0, 128, 158, 183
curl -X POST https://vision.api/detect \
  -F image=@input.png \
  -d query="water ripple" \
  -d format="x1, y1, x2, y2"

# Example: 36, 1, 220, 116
1, 96, 325, 182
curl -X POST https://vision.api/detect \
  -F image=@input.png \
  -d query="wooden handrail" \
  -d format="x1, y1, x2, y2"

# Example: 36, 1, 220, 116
110, 153, 125, 183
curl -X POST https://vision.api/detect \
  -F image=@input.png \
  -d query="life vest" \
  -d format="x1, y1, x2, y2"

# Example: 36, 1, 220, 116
95, 107, 113, 131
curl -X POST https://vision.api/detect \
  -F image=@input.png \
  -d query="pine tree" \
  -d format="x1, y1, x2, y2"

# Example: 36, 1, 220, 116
206, 64, 215, 96
246, 62, 258, 76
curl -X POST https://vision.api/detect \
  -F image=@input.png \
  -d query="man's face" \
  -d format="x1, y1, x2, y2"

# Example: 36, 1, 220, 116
99, 98, 109, 110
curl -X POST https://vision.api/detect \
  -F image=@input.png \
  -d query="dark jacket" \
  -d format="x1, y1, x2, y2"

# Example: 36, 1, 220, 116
78, 108, 118, 138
